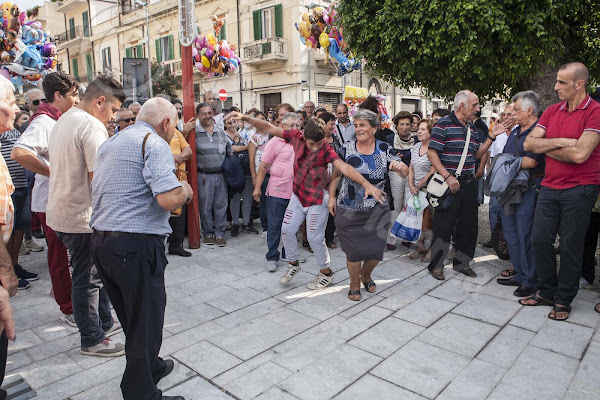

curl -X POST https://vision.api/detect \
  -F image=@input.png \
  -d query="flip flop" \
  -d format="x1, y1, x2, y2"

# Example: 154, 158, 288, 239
501, 269, 515, 277
519, 293, 554, 306
548, 304, 571, 321
348, 290, 361, 301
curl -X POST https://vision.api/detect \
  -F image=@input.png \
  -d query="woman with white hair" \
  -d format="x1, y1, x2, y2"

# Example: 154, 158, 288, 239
328, 108, 408, 301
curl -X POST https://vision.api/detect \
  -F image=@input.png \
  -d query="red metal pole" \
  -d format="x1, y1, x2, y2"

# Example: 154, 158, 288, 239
182, 43, 201, 249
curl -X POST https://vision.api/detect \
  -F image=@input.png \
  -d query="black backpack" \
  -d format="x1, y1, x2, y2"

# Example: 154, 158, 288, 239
221, 154, 245, 193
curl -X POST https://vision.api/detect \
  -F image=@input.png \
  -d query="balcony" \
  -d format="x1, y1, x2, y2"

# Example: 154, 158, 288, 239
56, 0, 88, 13
242, 37, 288, 68
166, 60, 182, 76
54, 25, 91, 52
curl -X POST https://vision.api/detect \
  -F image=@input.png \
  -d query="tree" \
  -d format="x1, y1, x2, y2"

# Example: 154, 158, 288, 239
151, 61, 182, 99
339, 0, 600, 107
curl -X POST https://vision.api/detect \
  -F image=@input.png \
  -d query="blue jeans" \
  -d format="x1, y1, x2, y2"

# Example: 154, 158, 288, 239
266, 196, 289, 261
56, 232, 112, 347
489, 196, 501, 232
500, 179, 540, 289
259, 174, 270, 232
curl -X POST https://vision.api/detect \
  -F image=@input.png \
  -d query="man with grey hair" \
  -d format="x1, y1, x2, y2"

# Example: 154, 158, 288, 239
115, 108, 135, 133
128, 101, 141, 117
522, 62, 600, 320
204, 91, 224, 130
427, 90, 512, 280
90, 97, 190, 400
303, 100, 316, 118
253, 112, 300, 271
24, 88, 45, 114
495, 91, 544, 297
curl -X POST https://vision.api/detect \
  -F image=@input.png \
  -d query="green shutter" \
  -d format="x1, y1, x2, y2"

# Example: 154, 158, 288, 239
125, 47, 132, 58
86, 53, 93, 81
168, 35, 174, 60
218, 20, 226, 41
72, 58, 78, 78
68, 18, 75, 39
137, 44, 143, 58
82, 11, 90, 37
253, 10, 262, 40
275, 4, 283, 38
155, 38, 162, 62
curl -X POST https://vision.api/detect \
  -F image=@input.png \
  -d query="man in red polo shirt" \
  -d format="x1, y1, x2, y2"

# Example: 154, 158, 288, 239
228, 112, 386, 290
522, 62, 600, 321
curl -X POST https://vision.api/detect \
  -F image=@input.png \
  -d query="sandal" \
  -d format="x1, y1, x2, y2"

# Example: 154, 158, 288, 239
361, 278, 377, 293
519, 293, 554, 307
594, 303, 600, 314
348, 290, 361, 301
501, 269, 515, 277
548, 304, 571, 321
327, 242, 337, 249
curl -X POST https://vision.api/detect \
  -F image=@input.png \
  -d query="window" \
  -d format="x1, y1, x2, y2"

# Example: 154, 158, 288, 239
262, 93, 281, 113
401, 99, 420, 113
155, 35, 174, 62
86, 53, 93, 82
71, 58, 78, 78
68, 17, 75, 40
317, 92, 342, 111
217, 15, 227, 41
57, 63, 62, 72
101, 47, 112, 69
125, 44, 144, 58
253, 4, 282, 40
121, 0, 133, 14
82, 11, 90, 37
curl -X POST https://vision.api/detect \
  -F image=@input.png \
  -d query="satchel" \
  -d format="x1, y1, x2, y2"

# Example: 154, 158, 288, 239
426, 126, 472, 208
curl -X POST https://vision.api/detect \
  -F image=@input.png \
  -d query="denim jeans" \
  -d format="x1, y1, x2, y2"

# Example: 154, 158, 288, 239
56, 232, 112, 347
259, 174, 270, 232
266, 196, 289, 261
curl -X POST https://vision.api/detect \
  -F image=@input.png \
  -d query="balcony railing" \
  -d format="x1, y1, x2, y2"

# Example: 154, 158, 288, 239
242, 37, 288, 66
55, 25, 90, 43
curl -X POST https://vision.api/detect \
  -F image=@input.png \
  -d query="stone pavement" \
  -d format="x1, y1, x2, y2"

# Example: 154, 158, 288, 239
4, 233, 600, 400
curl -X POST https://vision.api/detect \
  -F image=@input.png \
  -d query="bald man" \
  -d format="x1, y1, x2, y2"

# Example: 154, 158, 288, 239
522, 62, 600, 320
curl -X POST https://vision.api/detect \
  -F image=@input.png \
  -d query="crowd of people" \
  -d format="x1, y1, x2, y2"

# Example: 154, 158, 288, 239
0, 61, 597, 399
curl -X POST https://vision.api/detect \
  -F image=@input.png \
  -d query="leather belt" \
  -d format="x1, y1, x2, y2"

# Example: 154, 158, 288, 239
93, 230, 165, 240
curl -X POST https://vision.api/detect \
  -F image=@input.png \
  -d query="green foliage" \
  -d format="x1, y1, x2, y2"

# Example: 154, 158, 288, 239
339, 0, 600, 99
151, 61, 181, 99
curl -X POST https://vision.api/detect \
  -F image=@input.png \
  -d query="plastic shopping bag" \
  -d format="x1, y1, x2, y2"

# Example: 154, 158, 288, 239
390, 188, 429, 243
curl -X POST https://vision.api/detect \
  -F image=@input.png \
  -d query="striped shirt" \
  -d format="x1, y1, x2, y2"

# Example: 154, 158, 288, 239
195, 123, 232, 173
429, 112, 482, 175
410, 142, 432, 185
0, 129, 27, 188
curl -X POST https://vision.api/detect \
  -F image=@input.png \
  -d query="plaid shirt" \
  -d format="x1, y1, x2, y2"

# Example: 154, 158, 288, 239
283, 130, 339, 207
0, 150, 14, 244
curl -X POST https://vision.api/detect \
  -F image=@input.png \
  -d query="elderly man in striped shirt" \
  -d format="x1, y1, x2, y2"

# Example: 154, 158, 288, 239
427, 90, 511, 280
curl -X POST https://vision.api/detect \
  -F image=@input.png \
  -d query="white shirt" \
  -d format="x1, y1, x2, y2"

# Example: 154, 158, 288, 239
46, 107, 108, 233
489, 128, 513, 158
335, 120, 356, 143
13, 114, 55, 213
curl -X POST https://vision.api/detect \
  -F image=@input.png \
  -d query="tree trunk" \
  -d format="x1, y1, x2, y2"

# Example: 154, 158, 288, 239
517, 63, 560, 113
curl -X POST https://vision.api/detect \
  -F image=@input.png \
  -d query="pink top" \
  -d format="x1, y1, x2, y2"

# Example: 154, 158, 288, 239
260, 137, 295, 199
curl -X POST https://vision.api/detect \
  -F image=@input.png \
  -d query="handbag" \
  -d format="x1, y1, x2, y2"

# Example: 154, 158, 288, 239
426, 126, 471, 208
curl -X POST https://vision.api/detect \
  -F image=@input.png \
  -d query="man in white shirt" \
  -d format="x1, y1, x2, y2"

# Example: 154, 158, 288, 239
12, 72, 80, 324
334, 103, 355, 143
47, 75, 126, 357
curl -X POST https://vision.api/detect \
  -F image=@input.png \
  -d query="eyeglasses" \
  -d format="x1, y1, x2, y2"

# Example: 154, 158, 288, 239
32, 99, 45, 106
118, 117, 136, 123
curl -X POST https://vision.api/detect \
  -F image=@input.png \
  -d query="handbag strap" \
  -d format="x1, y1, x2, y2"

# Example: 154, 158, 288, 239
455, 127, 471, 176
141, 132, 152, 159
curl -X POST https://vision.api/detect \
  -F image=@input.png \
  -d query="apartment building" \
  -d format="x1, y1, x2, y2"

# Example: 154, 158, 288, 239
42, 0, 445, 115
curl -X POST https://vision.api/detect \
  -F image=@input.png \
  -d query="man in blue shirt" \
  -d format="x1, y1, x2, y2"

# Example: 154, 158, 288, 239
90, 97, 191, 400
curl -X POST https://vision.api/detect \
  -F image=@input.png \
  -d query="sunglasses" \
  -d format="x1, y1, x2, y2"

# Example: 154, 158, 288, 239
32, 99, 45, 106
118, 117, 136, 123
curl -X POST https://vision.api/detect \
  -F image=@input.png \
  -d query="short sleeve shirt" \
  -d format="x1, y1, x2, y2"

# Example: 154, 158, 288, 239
283, 129, 340, 206
260, 137, 294, 199
429, 112, 481, 175
169, 129, 190, 170
0, 151, 14, 243
250, 132, 270, 173
536, 95, 600, 189
337, 140, 399, 210
47, 107, 108, 233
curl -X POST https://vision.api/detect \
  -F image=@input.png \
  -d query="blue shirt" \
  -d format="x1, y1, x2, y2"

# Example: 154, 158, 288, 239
503, 120, 544, 176
90, 121, 182, 236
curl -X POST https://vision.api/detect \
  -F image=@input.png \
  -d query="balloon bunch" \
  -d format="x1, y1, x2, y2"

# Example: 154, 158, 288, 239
344, 87, 392, 129
0, 2, 57, 92
192, 33, 240, 77
295, 3, 360, 76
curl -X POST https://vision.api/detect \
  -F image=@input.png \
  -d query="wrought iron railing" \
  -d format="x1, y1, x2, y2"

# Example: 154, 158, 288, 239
243, 37, 287, 60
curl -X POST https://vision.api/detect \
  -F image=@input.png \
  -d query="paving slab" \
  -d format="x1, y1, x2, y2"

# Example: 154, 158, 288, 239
162, 376, 234, 399
349, 316, 424, 358
509, 304, 552, 332
213, 350, 278, 387
529, 320, 594, 359
564, 341, 600, 400
333, 374, 427, 400
224, 362, 293, 400
451, 293, 522, 326
436, 358, 506, 400
393, 295, 456, 327
327, 305, 393, 340
273, 333, 346, 372
172, 341, 243, 379
427, 278, 479, 304
477, 325, 536, 367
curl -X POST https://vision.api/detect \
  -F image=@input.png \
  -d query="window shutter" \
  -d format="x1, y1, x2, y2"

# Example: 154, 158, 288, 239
218, 20, 227, 40
72, 58, 78, 78
125, 47, 132, 58
253, 10, 262, 40
155, 38, 162, 62
274, 4, 283, 38
107, 48, 111, 69
82, 11, 90, 37
137, 44, 143, 58
168, 35, 174, 60
85, 53, 93, 81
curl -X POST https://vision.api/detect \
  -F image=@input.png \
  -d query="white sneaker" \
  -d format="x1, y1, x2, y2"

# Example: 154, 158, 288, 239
23, 239, 44, 252
61, 313, 77, 327
307, 272, 335, 290
80, 338, 125, 357
280, 263, 301, 284
261, 231, 268, 240
266, 260, 278, 272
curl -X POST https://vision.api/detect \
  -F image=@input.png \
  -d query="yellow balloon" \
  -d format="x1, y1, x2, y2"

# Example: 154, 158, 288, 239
301, 13, 310, 24
319, 32, 329, 48
207, 33, 216, 45
344, 86, 356, 100
201, 55, 210, 68
299, 21, 311, 39
358, 88, 369, 99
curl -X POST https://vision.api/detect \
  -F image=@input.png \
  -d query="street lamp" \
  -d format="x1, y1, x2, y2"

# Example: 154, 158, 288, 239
135, 0, 153, 98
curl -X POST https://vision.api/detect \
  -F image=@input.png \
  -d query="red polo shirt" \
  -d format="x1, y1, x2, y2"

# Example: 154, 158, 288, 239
536, 95, 600, 189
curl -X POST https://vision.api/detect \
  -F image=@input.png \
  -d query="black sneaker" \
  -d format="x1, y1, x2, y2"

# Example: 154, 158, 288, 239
18, 278, 31, 290
231, 224, 240, 237
14, 264, 39, 281
242, 225, 259, 234
168, 247, 191, 257
33, 229, 45, 239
